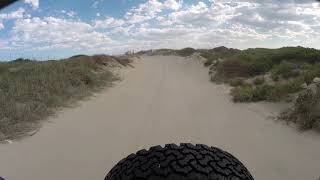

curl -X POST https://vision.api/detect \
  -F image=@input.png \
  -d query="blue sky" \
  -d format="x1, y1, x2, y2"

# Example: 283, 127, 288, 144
0, 0, 320, 60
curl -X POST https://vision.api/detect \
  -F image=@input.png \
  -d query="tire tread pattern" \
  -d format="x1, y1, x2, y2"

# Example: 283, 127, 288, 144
105, 143, 254, 180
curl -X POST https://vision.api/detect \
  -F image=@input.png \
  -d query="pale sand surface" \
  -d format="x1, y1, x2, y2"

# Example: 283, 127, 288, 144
0, 56, 319, 180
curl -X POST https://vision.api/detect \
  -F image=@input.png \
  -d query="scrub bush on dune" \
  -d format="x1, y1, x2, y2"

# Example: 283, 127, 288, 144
231, 84, 274, 102
0, 56, 128, 141
216, 60, 257, 79
280, 86, 320, 130
271, 62, 298, 80
231, 81, 303, 103
203, 46, 320, 105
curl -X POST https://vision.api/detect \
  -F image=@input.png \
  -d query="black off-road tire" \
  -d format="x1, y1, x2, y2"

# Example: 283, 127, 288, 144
105, 143, 254, 180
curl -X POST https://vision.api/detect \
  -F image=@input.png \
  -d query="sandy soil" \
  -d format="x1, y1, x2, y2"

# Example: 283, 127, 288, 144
0, 56, 319, 180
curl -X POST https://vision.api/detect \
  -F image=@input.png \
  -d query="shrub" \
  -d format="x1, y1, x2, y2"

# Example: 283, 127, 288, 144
299, 64, 320, 84
229, 78, 245, 87
301, 71, 316, 84
271, 74, 279, 81
231, 85, 271, 102
279, 79, 302, 93
231, 80, 303, 102
231, 84, 273, 102
216, 60, 256, 79
204, 60, 212, 67
201, 52, 218, 67
252, 59, 274, 74
301, 63, 312, 70
253, 77, 265, 85
252, 85, 274, 101
231, 85, 254, 102
268, 79, 303, 101
280, 87, 320, 130
271, 62, 296, 79
201, 47, 241, 66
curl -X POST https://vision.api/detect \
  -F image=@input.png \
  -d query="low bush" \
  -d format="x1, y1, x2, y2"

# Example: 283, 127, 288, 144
231, 79, 303, 102
252, 85, 274, 101
201, 52, 218, 67
280, 87, 320, 130
271, 62, 296, 79
216, 60, 257, 79
252, 58, 274, 73
207, 46, 320, 81
231, 85, 255, 102
231, 84, 274, 102
253, 77, 265, 85
201, 47, 241, 66
229, 78, 245, 87
299, 64, 320, 84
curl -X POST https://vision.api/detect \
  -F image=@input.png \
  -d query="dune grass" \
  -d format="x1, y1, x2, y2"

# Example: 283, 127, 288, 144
231, 81, 303, 102
199, 46, 320, 131
0, 56, 126, 141
201, 46, 320, 100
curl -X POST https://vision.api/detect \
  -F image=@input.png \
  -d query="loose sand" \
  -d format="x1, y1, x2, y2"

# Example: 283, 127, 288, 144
0, 56, 319, 180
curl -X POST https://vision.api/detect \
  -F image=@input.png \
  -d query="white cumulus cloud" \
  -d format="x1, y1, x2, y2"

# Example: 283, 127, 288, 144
24, 0, 39, 9
94, 17, 125, 28
0, 22, 4, 30
164, 0, 183, 10
0, 8, 25, 20
10, 16, 113, 51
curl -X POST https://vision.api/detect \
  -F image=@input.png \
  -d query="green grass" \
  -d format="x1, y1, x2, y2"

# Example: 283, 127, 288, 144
0, 56, 127, 141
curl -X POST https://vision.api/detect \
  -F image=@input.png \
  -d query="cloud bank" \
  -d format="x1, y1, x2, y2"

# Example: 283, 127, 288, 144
0, 0, 320, 59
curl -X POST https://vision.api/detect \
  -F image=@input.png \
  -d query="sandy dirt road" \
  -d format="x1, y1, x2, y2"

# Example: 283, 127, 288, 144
0, 56, 320, 180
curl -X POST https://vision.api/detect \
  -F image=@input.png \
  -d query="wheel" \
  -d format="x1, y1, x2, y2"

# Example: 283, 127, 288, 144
105, 143, 254, 180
